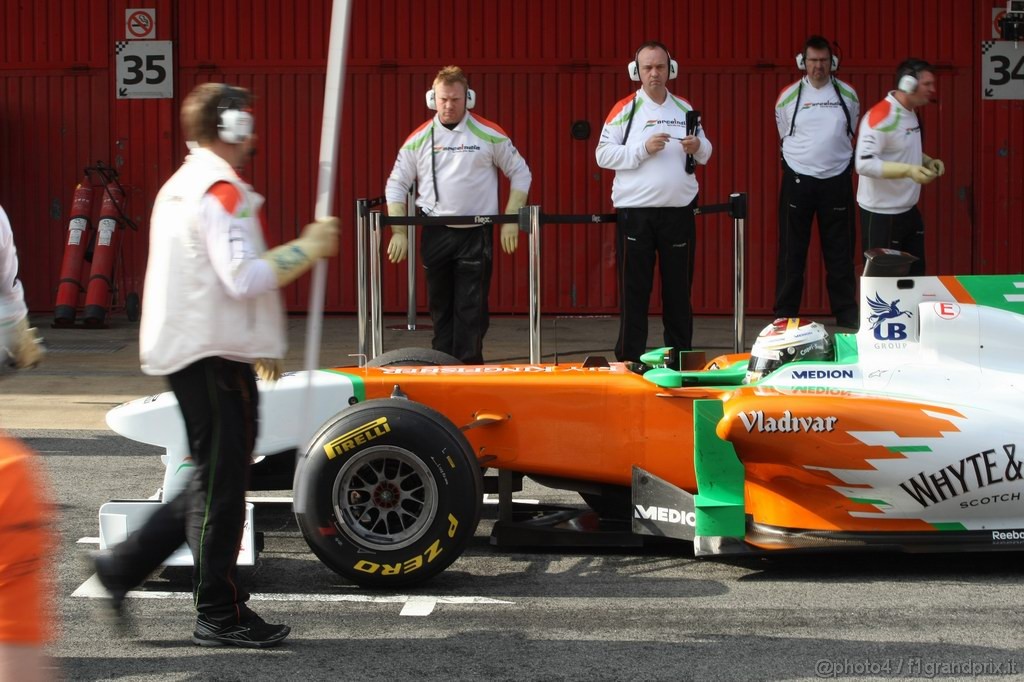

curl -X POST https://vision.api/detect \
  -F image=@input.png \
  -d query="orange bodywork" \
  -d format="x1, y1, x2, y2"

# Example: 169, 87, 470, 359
720, 390, 965, 533
341, 363, 731, 491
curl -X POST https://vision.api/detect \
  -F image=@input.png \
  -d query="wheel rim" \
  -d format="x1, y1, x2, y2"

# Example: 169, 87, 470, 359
332, 445, 438, 550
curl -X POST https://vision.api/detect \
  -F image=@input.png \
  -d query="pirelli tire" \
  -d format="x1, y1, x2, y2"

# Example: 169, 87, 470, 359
295, 399, 483, 588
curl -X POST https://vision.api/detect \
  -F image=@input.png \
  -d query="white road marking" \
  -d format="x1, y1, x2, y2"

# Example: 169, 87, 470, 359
482, 494, 539, 505
72, 574, 511, 616
77, 537, 100, 544
400, 596, 438, 616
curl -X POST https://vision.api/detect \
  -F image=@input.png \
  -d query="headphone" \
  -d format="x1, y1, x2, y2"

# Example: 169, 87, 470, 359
795, 36, 839, 72
426, 86, 476, 110
628, 42, 678, 81
896, 59, 931, 94
795, 52, 839, 71
217, 85, 254, 144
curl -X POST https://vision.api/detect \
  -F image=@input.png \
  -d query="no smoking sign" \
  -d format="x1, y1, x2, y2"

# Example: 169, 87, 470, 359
125, 8, 156, 40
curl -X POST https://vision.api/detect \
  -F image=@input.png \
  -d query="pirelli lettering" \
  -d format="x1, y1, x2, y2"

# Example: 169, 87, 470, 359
323, 417, 391, 459
351, 515, 459, 576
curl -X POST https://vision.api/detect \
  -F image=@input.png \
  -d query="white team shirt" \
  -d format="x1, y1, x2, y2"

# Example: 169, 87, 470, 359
198, 190, 277, 298
0, 204, 28, 350
856, 92, 923, 214
141, 148, 285, 375
385, 112, 532, 223
595, 89, 712, 208
775, 76, 859, 178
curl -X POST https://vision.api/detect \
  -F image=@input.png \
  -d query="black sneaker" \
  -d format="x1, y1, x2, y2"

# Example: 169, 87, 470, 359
192, 613, 291, 648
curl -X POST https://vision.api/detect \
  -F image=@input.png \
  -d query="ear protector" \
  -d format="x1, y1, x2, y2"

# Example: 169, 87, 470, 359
426, 86, 476, 110
897, 73, 918, 94
896, 59, 930, 94
217, 86, 254, 144
627, 43, 678, 81
795, 51, 839, 71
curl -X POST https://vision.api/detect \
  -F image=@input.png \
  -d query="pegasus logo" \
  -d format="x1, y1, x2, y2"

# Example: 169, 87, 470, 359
868, 293, 913, 341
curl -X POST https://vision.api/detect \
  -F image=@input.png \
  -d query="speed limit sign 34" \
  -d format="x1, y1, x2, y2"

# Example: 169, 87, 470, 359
115, 40, 173, 99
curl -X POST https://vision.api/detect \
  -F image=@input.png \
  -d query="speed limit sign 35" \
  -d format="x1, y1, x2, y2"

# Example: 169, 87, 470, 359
115, 40, 173, 99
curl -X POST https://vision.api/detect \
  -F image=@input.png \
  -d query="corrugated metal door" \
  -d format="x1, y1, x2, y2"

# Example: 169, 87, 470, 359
1, 1, 1011, 318
0, 0, 111, 314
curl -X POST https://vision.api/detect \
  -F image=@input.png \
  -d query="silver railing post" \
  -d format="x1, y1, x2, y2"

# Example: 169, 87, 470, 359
405, 185, 418, 330
369, 210, 383, 358
356, 198, 368, 361
527, 205, 542, 364
731, 192, 746, 353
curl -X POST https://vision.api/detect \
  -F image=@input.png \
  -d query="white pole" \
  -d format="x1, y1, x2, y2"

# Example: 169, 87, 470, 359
302, 0, 351, 443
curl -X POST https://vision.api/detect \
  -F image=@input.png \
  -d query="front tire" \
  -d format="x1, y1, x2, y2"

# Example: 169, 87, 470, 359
294, 399, 482, 588
366, 347, 461, 367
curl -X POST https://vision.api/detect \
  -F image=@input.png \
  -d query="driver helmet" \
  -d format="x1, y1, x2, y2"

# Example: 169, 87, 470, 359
744, 318, 833, 384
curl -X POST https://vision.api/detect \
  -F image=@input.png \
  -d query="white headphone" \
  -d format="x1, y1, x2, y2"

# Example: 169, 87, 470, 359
896, 59, 931, 94
897, 74, 919, 94
628, 43, 678, 82
426, 87, 476, 110
217, 86, 254, 144
795, 52, 840, 71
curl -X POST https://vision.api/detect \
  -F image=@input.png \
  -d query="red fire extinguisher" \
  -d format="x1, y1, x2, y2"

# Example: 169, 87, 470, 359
53, 179, 94, 327
83, 182, 127, 327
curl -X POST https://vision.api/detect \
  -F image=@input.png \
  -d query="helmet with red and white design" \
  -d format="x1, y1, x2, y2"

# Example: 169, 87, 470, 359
744, 318, 833, 384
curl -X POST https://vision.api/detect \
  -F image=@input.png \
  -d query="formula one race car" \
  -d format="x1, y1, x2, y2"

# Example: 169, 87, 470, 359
101, 251, 1024, 587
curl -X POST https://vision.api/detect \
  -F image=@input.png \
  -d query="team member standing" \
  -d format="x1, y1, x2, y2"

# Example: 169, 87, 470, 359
385, 65, 532, 365
0, 204, 43, 369
774, 36, 860, 328
596, 41, 712, 362
856, 59, 944, 276
93, 83, 339, 648
1, 204, 54, 681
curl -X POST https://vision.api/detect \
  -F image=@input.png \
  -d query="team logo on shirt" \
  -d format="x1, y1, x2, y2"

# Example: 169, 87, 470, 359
433, 144, 482, 153
641, 118, 685, 131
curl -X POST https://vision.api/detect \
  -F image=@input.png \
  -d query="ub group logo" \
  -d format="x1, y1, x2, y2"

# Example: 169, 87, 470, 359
867, 293, 913, 341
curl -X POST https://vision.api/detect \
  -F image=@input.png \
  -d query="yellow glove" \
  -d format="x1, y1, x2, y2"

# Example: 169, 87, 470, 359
386, 202, 409, 264
500, 189, 528, 255
254, 358, 282, 384
9, 316, 44, 369
922, 154, 945, 177
261, 217, 340, 287
881, 161, 937, 185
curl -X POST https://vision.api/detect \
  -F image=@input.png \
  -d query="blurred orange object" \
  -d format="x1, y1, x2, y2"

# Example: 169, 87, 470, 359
0, 433, 55, 646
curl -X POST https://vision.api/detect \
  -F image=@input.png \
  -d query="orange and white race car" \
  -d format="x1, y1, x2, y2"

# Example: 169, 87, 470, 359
102, 252, 1024, 587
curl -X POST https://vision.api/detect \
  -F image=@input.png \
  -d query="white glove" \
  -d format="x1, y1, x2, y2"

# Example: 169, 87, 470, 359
881, 161, 937, 185
386, 202, 409, 263
922, 155, 945, 177
261, 217, 340, 286
500, 189, 528, 255
7, 317, 44, 369
254, 358, 282, 384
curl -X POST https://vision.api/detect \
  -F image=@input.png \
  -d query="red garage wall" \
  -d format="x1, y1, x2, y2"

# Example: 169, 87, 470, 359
1, 0, 1018, 318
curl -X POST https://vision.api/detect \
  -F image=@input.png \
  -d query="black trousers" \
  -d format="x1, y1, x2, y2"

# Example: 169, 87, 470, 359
421, 224, 492, 365
860, 206, 926, 276
108, 357, 258, 625
773, 162, 857, 320
615, 205, 696, 362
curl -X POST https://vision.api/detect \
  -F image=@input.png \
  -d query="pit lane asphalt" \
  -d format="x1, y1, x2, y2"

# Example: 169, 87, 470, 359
8, 314, 1024, 681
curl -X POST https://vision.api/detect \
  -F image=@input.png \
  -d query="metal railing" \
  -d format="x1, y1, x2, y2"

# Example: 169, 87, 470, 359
354, 193, 748, 363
